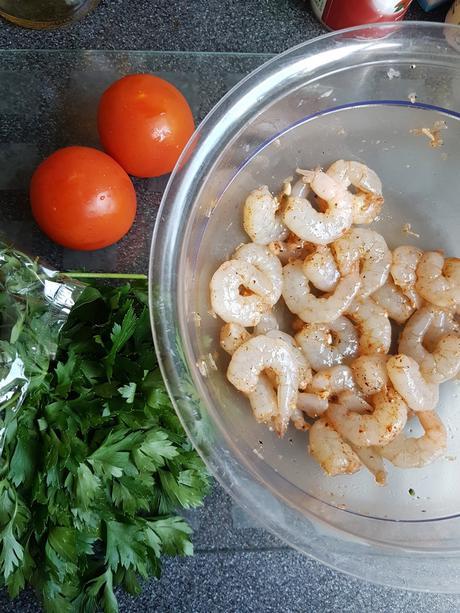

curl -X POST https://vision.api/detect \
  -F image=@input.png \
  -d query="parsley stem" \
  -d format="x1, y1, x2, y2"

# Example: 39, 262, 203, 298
66, 272, 148, 280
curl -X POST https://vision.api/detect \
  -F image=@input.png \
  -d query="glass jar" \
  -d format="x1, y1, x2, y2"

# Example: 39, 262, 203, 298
0, 0, 101, 29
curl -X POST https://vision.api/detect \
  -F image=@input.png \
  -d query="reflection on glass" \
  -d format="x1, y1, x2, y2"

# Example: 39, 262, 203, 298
0, 0, 100, 29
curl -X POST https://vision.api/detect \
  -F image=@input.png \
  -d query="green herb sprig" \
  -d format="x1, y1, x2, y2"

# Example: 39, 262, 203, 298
0, 273, 210, 612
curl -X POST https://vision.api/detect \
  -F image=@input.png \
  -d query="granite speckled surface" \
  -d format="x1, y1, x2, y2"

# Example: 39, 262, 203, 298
0, 1, 456, 612
0, 0, 449, 52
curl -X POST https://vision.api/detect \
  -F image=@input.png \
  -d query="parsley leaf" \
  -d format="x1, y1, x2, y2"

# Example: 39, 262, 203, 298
0, 270, 210, 612
0, 522, 24, 580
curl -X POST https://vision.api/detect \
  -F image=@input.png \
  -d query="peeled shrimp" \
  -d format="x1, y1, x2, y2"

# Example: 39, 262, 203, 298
332, 228, 391, 298
390, 245, 423, 309
372, 278, 415, 324
210, 244, 282, 326
399, 305, 445, 363
351, 355, 389, 396
246, 374, 279, 424
254, 311, 279, 335
420, 333, 460, 384
266, 329, 312, 390
328, 387, 408, 447
243, 185, 288, 245
282, 260, 360, 324
227, 335, 300, 436
309, 365, 356, 398
220, 323, 277, 423
415, 252, 460, 309
283, 169, 353, 245
386, 354, 439, 412
347, 298, 392, 355
380, 410, 447, 468
269, 234, 312, 265
210, 260, 271, 326
290, 407, 311, 431
220, 322, 251, 355
297, 392, 329, 418
399, 305, 459, 363
233, 243, 282, 306
423, 308, 459, 352
221, 324, 311, 429
308, 417, 362, 476
326, 160, 384, 225
295, 316, 359, 371
302, 245, 340, 292
296, 365, 356, 419
351, 445, 387, 485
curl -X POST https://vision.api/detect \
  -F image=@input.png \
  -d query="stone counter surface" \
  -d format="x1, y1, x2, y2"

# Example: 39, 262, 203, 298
0, 1, 457, 612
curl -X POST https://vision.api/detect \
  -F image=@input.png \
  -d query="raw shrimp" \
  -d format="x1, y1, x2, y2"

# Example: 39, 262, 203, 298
420, 333, 460, 384
297, 392, 329, 418
415, 252, 460, 309
283, 169, 353, 245
332, 228, 391, 298
254, 311, 279, 335
227, 335, 300, 436
424, 308, 459, 352
210, 260, 272, 326
220, 322, 251, 355
246, 373, 279, 424
399, 305, 459, 365
326, 160, 384, 225
243, 185, 289, 244
381, 410, 447, 468
221, 324, 311, 427
334, 390, 373, 413
296, 366, 355, 418
386, 354, 439, 412
302, 245, 340, 292
308, 417, 362, 476
328, 387, 408, 447
266, 329, 312, 390
269, 233, 312, 265
309, 365, 356, 398
351, 445, 387, 485
291, 407, 311, 431
390, 245, 423, 309
444, 258, 460, 293
282, 260, 360, 324
351, 355, 389, 396
372, 278, 415, 324
220, 324, 277, 424
295, 316, 359, 370
233, 243, 282, 306
347, 298, 392, 355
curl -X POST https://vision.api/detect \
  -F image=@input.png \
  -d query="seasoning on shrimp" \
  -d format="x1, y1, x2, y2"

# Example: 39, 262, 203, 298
415, 252, 460, 309
326, 160, 384, 225
295, 317, 359, 371
209, 158, 460, 485
332, 227, 391, 299
282, 259, 360, 324
386, 354, 439, 412
244, 185, 289, 245
227, 335, 302, 437
283, 169, 353, 245
328, 387, 408, 448
380, 410, 447, 468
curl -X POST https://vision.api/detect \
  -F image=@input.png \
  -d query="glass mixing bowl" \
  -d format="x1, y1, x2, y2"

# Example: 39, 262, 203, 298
150, 22, 460, 592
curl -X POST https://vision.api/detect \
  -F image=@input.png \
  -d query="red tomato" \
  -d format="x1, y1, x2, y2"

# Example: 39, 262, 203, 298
97, 73, 195, 178
30, 146, 137, 251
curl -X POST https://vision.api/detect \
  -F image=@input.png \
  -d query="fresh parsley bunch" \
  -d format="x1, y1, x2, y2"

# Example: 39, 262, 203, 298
0, 279, 210, 612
